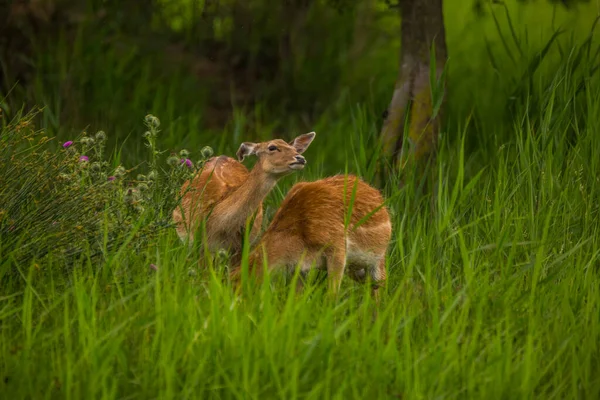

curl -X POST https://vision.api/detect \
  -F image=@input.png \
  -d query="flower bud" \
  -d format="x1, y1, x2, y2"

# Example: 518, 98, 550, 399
95, 131, 107, 141
200, 146, 214, 158
144, 114, 160, 129
167, 155, 179, 167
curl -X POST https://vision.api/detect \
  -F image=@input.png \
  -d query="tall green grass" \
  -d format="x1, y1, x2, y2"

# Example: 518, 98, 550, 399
1, 1, 600, 398
2, 53, 600, 398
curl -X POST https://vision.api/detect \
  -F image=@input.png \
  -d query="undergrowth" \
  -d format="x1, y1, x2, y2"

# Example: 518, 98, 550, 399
0, 111, 210, 270
1, 56, 599, 397
0, 1, 599, 399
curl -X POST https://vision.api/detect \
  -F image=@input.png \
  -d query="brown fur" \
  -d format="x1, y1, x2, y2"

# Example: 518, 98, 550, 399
231, 175, 392, 300
173, 133, 316, 262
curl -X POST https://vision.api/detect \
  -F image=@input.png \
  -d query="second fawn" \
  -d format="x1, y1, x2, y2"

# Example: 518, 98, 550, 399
231, 174, 392, 300
173, 132, 316, 263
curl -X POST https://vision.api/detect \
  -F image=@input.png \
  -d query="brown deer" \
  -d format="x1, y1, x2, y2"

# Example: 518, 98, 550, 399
230, 174, 392, 300
173, 132, 316, 263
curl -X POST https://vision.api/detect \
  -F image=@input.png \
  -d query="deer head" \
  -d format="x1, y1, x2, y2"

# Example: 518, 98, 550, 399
236, 132, 316, 176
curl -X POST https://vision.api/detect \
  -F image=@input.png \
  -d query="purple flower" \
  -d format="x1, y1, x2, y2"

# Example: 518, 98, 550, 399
62, 141, 73, 148
181, 158, 193, 168
149, 264, 158, 271
79, 155, 89, 162
107, 176, 116, 181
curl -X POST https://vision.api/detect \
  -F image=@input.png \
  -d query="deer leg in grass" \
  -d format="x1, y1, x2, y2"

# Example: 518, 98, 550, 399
293, 258, 324, 295
370, 257, 388, 306
325, 244, 347, 297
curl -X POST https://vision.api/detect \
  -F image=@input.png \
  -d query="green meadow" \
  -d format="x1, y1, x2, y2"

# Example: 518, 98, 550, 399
1, 0, 599, 398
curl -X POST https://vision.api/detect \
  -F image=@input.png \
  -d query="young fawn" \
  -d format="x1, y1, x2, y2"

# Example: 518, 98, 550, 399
231, 174, 392, 300
173, 132, 316, 263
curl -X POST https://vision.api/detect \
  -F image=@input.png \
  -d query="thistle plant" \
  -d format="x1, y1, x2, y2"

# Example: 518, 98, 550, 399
0, 110, 213, 272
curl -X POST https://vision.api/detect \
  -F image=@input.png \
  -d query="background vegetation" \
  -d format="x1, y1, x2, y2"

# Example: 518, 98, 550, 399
1, 0, 599, 398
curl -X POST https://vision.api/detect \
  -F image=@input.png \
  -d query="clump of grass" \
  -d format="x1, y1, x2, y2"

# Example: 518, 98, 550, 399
0, 110, 211, 276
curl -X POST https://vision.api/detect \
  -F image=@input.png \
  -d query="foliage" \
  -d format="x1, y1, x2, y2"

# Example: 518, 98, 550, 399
1, 75, 600, 396
0, 111, 210, 271
0, 0, 599, 398
1, 25, 600, 393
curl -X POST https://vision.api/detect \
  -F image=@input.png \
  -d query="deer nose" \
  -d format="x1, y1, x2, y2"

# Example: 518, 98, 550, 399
294, 155, 306, 164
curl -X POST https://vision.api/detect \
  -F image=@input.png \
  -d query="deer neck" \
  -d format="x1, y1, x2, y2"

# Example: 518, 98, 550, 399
213, 164, 275, 229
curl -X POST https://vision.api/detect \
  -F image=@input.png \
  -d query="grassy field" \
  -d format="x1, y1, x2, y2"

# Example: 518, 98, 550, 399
2, 1, 600, 399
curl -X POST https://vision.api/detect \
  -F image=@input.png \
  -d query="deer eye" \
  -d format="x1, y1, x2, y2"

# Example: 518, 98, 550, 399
268, 145, 278, 152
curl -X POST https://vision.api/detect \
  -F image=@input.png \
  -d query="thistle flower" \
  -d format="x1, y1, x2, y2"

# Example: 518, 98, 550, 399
144, 114, 160, 129
179, 149, 190, 158
107, 176, 116, 181
79, 155, 89, 162
62, 141, 74, 148
200, 146, 214, 158
149, 264, 158, 271
167, 155, 179, 167
95, 131, 107, 141
181, 158, 193, 168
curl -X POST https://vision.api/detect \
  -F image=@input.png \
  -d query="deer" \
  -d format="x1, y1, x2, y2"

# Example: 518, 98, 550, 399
230, 174, 392, 302
172, 132, 316, 264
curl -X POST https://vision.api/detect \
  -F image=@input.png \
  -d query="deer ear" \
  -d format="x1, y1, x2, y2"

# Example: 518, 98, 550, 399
290, 132, 316, 154
236, 142, 258, 162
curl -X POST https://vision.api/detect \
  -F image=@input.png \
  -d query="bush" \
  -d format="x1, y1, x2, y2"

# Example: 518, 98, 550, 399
0, 110, 211, 274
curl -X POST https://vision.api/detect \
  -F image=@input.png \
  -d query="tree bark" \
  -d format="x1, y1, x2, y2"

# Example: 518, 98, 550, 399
380, 0, 447, 187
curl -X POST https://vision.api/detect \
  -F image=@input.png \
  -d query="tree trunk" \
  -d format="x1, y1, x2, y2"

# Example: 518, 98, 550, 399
380, 0, 447, 188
